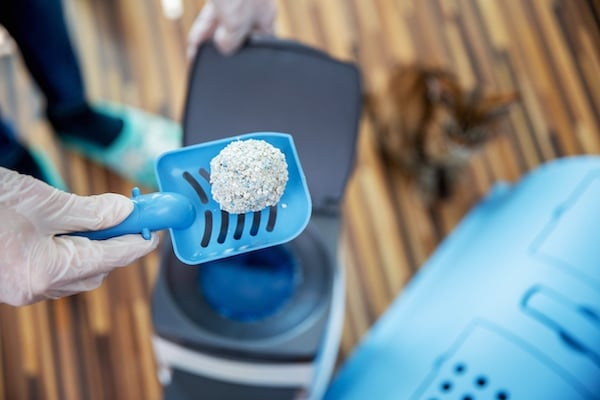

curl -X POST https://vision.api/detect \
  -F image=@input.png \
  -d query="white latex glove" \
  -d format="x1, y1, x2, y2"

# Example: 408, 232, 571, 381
187, 0, 277, 57
0, 167, 159, 306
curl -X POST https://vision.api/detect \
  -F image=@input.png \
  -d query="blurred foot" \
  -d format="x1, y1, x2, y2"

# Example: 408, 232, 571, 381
49, 102, 123, 147
0, 120, 67, 190
56, 102, 182, 189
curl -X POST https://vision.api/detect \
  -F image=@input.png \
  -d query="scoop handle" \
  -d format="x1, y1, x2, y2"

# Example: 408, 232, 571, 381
71, 188, 195, 240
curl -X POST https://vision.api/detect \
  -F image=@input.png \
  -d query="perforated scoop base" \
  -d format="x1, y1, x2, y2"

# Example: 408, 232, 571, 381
155, 132, 311, 265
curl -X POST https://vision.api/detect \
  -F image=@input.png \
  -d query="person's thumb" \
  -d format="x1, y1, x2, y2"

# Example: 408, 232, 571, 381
187, 2, 218, 59
213, 23, 248, 55
254, 3, 276, 35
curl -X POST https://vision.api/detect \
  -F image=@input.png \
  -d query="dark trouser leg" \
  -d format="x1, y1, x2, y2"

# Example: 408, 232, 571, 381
0, 0, 85, 110
0, 0, 122, 147
0, 118, 45, 180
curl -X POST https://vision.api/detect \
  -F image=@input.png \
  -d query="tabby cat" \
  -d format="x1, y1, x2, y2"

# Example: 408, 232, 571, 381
366, 65, 518, 204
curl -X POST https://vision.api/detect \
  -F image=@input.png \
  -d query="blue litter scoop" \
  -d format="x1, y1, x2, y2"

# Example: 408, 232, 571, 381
73, 132, 312, 265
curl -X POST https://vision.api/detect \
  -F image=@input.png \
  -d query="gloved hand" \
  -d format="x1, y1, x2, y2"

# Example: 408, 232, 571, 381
0, 167, 159, 306
187, 0, 277, 57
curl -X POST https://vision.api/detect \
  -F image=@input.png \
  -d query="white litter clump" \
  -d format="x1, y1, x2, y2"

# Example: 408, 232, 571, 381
210, 139, 289, 214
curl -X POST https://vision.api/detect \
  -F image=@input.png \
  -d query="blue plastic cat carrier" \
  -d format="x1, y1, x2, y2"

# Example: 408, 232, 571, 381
326, 155, 600, 400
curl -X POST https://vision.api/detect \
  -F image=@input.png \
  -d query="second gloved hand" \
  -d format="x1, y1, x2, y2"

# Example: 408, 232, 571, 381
187, 0, 277, 57
0, 167, 159, 306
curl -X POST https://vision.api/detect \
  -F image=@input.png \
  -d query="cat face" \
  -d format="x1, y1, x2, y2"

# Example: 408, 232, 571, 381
367, 65, 519, 203
429, 79, 519, 149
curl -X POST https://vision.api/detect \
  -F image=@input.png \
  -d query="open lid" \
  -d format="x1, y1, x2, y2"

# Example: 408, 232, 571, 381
183, 37, 362, 213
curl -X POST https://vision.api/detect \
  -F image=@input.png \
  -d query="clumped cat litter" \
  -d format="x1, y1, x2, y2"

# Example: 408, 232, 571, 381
210, 139, 289, 214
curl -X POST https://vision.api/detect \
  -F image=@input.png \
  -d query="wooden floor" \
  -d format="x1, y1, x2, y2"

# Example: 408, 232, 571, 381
0, 0, 598, 399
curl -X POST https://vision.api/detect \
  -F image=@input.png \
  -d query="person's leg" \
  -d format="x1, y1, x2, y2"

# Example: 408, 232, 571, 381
0, 118, 45, 180
0, 109, 68, 189
0, 0, 181, 189
0, 0, 122, 147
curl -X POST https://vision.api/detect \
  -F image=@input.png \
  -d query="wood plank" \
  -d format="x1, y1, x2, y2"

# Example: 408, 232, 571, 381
53, 300, 83, 400
0, 0, 598, 397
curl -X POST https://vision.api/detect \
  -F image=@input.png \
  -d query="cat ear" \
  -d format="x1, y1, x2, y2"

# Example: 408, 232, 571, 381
426, 75, 459, 107
481, 91, 520, 119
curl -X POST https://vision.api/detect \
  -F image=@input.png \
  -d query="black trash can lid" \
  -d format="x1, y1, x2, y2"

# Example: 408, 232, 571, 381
183, 37, 362, 213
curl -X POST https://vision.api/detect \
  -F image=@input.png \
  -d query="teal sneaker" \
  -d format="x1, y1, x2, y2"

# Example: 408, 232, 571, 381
29, 147, 68, 191
0, 118, 68, 191
59, 102, 182, 190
